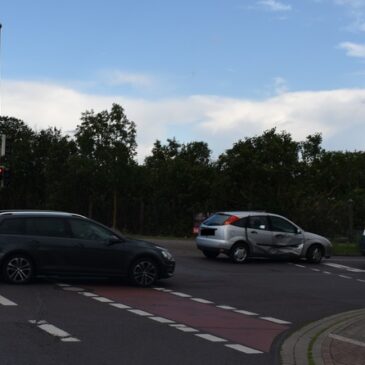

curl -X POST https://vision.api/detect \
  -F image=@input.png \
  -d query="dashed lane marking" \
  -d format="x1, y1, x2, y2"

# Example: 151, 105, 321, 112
338, 275, 352, 279
0, 294, 17, 306
150, 316, 175, 324
170, 292, 192, 298
127, 309, 153, 316
191, 298, 213, 304
324, 263, 365, 273
195, 334, 227, 342
225, 344, 263, 354
259, 317, 292, 325
29, 320, 80, 342
110, 303, 131, 309
92, 296, 114, 303
234, 309, 258, 316
217, 305, 237, 310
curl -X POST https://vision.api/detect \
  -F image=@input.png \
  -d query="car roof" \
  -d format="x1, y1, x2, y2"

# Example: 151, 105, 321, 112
0, 210, 86, 219
218, 211, 267, 218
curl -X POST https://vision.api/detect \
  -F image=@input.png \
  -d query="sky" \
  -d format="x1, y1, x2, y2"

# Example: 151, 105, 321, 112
1, 0, 365, 161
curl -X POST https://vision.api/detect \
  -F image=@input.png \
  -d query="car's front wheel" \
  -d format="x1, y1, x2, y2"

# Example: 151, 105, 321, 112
129, 258, 159, 287
306, 245, 323, 264
2, 254, 34, 284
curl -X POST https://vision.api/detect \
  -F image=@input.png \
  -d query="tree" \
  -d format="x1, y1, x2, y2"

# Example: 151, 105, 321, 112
74, 104, 137, 227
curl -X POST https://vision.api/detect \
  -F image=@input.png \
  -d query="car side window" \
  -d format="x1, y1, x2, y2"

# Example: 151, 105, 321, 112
269, 216, 297, 234
232, 217, 247, 228
0, 218, 25, 234
247, 216, 268, 230
68, 219, 113, 241
25, 218, 69, 237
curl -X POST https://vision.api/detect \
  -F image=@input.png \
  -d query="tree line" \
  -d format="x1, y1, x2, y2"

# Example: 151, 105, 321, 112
0, 103, 363, 240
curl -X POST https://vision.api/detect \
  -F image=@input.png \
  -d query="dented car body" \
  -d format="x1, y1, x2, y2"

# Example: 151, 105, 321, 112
196, 211, 332, 263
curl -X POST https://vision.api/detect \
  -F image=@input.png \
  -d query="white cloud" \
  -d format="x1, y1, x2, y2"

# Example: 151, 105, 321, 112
2, 80, 365, 162
334, 0, 365, 31
258, 0, 292, 12
339, 41, 365, 57
273, 77, 289, 94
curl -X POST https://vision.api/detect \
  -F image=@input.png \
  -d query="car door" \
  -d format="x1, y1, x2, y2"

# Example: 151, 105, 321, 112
268, 215, 304, 256
23, 217, 81, 273
67, 218, 129, 275
246, 215, 274, 256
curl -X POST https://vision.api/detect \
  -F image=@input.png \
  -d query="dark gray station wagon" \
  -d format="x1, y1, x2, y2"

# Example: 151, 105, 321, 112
0, 211, 175, 287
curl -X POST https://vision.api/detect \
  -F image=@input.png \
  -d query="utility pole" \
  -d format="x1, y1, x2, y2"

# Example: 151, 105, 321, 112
0, 23, 2, 117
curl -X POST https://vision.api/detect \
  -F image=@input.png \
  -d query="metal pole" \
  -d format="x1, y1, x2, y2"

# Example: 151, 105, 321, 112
0, 23, 2, 118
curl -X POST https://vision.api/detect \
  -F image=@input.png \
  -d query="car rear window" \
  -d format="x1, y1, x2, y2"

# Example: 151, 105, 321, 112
203, 213, 231, 226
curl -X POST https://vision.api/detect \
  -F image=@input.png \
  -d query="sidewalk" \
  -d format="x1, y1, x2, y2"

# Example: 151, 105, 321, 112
281, 308, 365, 365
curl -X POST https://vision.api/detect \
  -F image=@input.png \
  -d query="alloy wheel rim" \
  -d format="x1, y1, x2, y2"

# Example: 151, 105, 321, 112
6, 257, 32, 283
133, 261, 157, 286
234, 247, 247, 262
312, 248, 322, 261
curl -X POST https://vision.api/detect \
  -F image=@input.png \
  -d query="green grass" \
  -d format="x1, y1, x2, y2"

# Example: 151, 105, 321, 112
332, 242, 361, 256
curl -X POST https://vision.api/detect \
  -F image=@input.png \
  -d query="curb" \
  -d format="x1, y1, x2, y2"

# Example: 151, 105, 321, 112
280, 308, 365, 365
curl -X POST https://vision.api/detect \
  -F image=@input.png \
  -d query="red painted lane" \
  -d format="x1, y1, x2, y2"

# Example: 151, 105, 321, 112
87, 286, 289, 352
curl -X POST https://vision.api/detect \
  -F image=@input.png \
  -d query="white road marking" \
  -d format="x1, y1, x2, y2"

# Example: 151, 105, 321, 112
170, 324, 198, 333
260, 317, 291, 325
225, 344, 263, 354
311, 268, 321, 272
325, 263, 365, 273
338, 275, 352, 279
128, 309, 153, 316
234, 309, 258, 316
63, 287, 84, 292
217, 305, 236, 310
57, 283, 71, 287
295, 264, 306, 268
357, 279, 365, 283
323, 271, 332, 275
92, 296, 114, 303
170, 292, 192, 298
61, 337, 80, 342
191, 298, 213, 304
329, 334, 365, 348
150, 316, 175, 324
30, 320, 80, 342
195, 334, 227, 342
80, 292, 98, 297
0, 295, 17, 306
110, 303, 131, 309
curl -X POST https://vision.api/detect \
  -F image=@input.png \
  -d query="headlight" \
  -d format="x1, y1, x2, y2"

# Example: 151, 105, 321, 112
160, 249, 173, 261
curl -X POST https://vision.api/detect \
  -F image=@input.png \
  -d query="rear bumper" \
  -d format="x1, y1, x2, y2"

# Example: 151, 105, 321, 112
196, 236, 230, 251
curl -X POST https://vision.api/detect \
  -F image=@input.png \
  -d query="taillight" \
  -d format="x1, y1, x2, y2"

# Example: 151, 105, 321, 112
224, 215, 240, 225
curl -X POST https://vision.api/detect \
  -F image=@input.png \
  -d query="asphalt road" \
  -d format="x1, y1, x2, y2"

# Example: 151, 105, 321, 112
0, 239, 364, 365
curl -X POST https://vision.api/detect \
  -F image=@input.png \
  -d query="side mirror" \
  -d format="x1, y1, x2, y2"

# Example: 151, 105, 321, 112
108, 235, 124, 245
296, 229, 302, 235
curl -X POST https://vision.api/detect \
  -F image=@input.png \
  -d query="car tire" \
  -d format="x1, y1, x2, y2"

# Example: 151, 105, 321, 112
306, 245, 323, 264
129, 257, 159, 287
2, 254, 34, 284
230, 243, 249, 263
202, 250, 219, 259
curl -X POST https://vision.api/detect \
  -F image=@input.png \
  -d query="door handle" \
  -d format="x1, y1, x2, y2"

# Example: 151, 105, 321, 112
274, 234, 285, 239
250, 230, 258, 234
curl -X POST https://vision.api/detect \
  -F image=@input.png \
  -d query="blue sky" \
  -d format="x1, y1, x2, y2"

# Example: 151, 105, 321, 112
2, 0, 365, 160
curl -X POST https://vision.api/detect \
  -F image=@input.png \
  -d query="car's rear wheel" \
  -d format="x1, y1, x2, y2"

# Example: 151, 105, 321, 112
202, 250, 219, 259
2, 255, 34, 284
230, 243, 249, 263
306, 245, 323, 264
129, 258, 159, 287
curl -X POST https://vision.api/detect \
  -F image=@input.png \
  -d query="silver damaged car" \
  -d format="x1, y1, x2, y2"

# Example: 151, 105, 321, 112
196, 211, 332, 263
